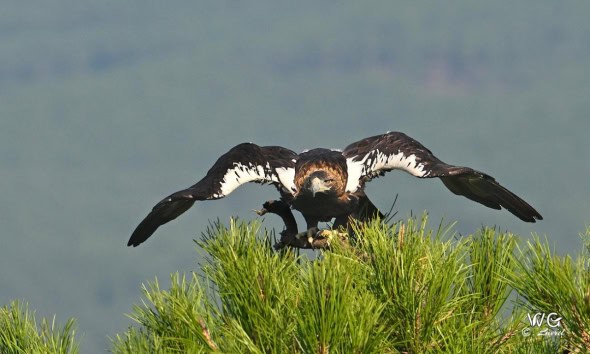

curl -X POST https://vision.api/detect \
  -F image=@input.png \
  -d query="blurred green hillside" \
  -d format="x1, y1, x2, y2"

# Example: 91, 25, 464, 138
1, 1, 589, 352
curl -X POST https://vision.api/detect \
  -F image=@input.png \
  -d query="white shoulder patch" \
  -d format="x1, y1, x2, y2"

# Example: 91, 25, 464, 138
212, 162, 278, 199
275, 166, 296, 193
345, 149, 428, 192
211, 163, 297, 199
345, 157, 365, 192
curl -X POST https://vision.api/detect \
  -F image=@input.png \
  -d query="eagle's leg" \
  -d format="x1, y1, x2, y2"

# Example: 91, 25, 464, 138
300, 215, 320, 245
333, 195, 386, 230
331, 196, 385, 240
278, 215, 329, 249
254, 200, 305, 250
356, 195, 386, 222
258, 206, 334, 250
255, 199, 298, 236
333, 214, 352, 230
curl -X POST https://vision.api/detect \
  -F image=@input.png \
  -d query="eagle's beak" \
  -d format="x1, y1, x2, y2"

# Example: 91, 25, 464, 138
310, 177, 330, 197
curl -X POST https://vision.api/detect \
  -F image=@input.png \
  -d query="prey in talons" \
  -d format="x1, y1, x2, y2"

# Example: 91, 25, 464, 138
254, 200, 348, 250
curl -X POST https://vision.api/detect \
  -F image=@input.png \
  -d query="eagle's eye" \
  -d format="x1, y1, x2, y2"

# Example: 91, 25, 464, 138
324, 178, 334, 184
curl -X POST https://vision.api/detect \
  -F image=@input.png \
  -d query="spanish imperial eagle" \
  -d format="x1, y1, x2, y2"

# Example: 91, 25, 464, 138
128, 131, 542, 246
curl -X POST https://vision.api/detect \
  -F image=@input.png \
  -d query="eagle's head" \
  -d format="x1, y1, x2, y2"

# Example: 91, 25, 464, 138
301, 170, 338, 197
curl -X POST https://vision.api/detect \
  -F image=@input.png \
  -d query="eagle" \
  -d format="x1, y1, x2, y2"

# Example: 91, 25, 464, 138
128, 131, 542, 247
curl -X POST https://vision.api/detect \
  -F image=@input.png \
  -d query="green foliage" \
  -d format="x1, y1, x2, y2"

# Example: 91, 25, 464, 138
114, 273, 217, 353
508, 227, 590, 352
294, 250, 388, 354
112, 217, 590, 353
0, 300, 78, 354
200, 220, 301, 353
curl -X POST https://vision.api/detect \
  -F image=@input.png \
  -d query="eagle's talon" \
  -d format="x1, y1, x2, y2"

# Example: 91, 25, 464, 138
273, 240, 286, 250
307, 227, 319, 239
294, 231, 307, 240
314, 230, 333, 247
252, 208, 267, 216
316, 229, 334, 238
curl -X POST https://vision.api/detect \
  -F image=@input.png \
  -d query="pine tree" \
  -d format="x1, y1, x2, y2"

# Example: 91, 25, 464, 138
111, 217, 590, 353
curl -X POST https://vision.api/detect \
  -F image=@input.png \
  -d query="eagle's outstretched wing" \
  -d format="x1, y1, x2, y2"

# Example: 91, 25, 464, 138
342, 131, 542, 222
128, 143, 298, 246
